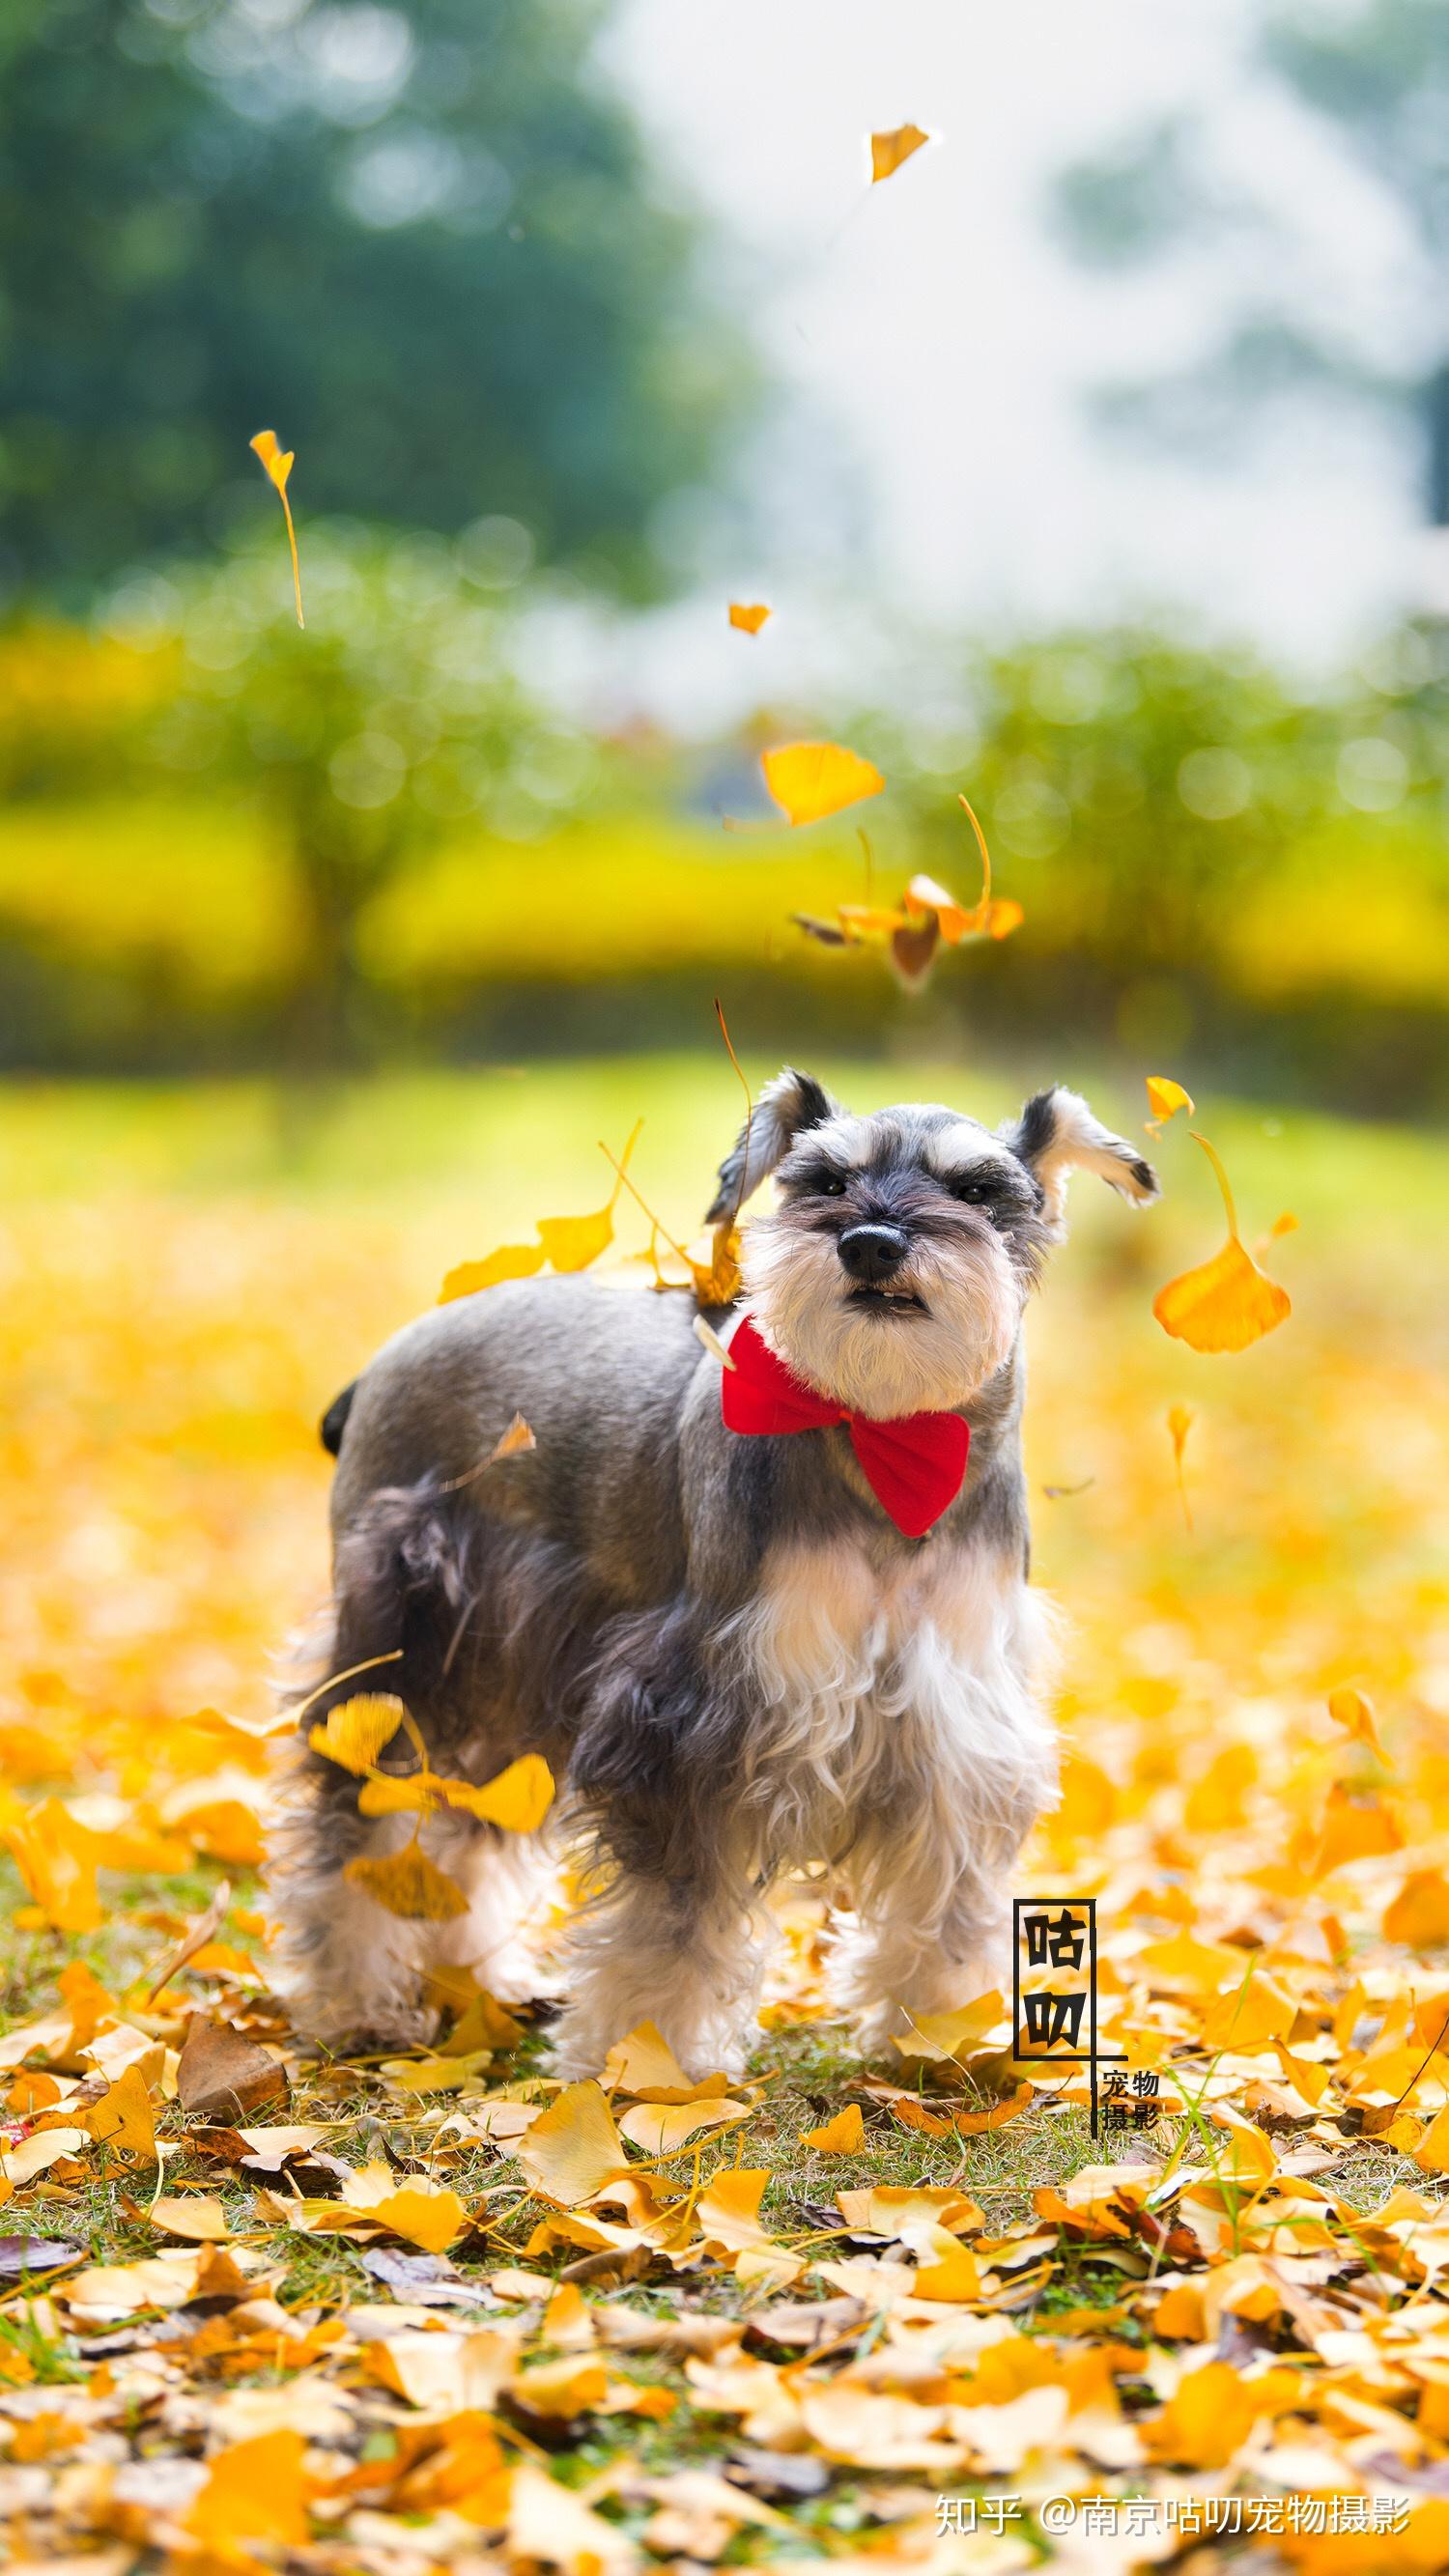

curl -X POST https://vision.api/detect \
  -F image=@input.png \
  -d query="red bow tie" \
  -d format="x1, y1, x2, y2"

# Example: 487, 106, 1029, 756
720, 1316, 969, 1540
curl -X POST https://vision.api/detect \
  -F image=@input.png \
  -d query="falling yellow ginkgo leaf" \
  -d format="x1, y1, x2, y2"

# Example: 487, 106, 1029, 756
445, 1753, 554, 1833
440, 1244, 545, 1303
248, 430, 304, 628
870, 124, 930, 184
537, 1118, 641, 1271
728, 603, 771, 635
762, 741, 884, 828
358, 1754, 554, 1835
1146, 1074, 1195, 1131
490, 1412, 536, 1461
795, 791, 1020, 991
344, 1842, 468, 1922
441, 1125, 641, 1303
308, 1692, 407, 1775
535, 1206, 611, 1272
1167, 1403, 1194, 1531
1327, 1684, 1388, 1764
1152, 1134, 1292, 1354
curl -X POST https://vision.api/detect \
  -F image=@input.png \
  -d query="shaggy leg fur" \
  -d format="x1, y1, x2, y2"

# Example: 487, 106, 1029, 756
549, 1854, 769, 2081
269, 1787, 557, 2047
826, 1868, 1017, 2054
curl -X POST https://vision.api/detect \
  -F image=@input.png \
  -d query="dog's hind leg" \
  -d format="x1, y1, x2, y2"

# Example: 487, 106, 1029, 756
433, 1820, 561, 2007
269, 1771, 559, 2046
269, 1474, 558, 2047
267, 1776, 445, 2051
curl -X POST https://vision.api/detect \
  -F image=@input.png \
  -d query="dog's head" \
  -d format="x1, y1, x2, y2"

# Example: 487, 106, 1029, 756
707, 1070, 1158, 1419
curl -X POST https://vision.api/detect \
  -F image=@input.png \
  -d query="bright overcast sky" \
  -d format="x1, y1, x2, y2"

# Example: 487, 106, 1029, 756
588, 0, 1430, 729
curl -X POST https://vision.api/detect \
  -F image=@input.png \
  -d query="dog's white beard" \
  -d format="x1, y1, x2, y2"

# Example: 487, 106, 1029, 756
741, 1221, 1022, 1418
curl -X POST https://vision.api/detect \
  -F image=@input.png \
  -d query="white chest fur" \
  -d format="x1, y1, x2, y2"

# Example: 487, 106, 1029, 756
729, 1537, 1058, 1882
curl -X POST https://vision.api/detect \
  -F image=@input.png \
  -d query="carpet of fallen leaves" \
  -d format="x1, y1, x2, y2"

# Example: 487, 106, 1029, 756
2, 1069, 1449, 2575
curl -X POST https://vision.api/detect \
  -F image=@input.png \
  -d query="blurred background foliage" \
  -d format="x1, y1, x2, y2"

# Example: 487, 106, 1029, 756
1, 0, 1447, 1113
2, 0, 750, 598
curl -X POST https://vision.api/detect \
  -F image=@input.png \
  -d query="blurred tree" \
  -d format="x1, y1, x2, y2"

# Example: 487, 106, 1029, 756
0, 0, 754, 599
1050, 1, 1449, 521
873, 626, 1330, 1053
123, 526, 603, 1061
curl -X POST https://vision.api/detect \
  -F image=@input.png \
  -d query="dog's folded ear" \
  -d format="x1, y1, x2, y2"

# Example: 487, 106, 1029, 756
1004, 1088, 1159, 1228
706, 1066, 838, 1223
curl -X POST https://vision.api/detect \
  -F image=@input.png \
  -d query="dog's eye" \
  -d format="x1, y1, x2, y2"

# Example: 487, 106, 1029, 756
814, 1172, 847, 1197
949, 1176, 996, 1205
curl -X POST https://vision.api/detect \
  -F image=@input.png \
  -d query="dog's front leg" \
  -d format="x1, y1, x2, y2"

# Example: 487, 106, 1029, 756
829, 1850, 1021, 2054
550, 1854, 766, 2082
550, 1604, 767, 2081
828, 1638, 1056, 2053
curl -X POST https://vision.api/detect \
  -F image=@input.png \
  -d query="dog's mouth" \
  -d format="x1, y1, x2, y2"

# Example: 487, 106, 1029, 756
846, 1284, 927, 1316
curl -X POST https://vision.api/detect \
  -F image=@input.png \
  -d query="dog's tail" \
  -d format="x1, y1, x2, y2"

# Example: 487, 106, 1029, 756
293, 1475, 480, 1735
320, 1381, 356, 1457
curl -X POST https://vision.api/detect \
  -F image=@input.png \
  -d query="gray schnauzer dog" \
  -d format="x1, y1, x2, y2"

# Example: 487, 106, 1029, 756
269, 1074, 1157, 2077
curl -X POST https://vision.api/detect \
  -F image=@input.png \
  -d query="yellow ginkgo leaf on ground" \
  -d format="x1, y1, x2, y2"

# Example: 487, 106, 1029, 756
151, 2194, 229, 2242
894, 1992, 1009, 2063
442, 1753, 554, 1833
81, 2063, 156, 2160
952, 2081, 1034, 2134
187, 2427, 311, 2550
308, 1692, 407, 1775
248, 430, 304, 629
1385, 1869, 1449, 1948
619, 2096, 752, 2155
599, 2020, 725, 2101
695, 2167, 772, 2255
802, 2104, 865, 2153
728, 603, 770, 634
1146, 1075, 1195, 1124
761, 741, 884, 828
1414, 2106, 1449, 2173
1142, 2360, 1263, 2470
343, 1843, 468, 1922
361, 2180, 469, 2252
5, 1800, 103, 1935
440, 1244, 544, 1304
910, 2222, 980, 2302
1327, 1684, 1388, 1763
870, 123, 930, 183
1152, 1134, 1291, 1354
516, 2081, 627, 2206
1312, 1781, 1403, 1878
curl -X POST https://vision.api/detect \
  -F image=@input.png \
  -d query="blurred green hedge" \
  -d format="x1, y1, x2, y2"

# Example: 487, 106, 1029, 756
3, 553, 1448, 1113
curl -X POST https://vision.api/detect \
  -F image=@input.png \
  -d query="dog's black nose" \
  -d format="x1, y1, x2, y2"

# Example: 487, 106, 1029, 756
838, 1222, 910, 1284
